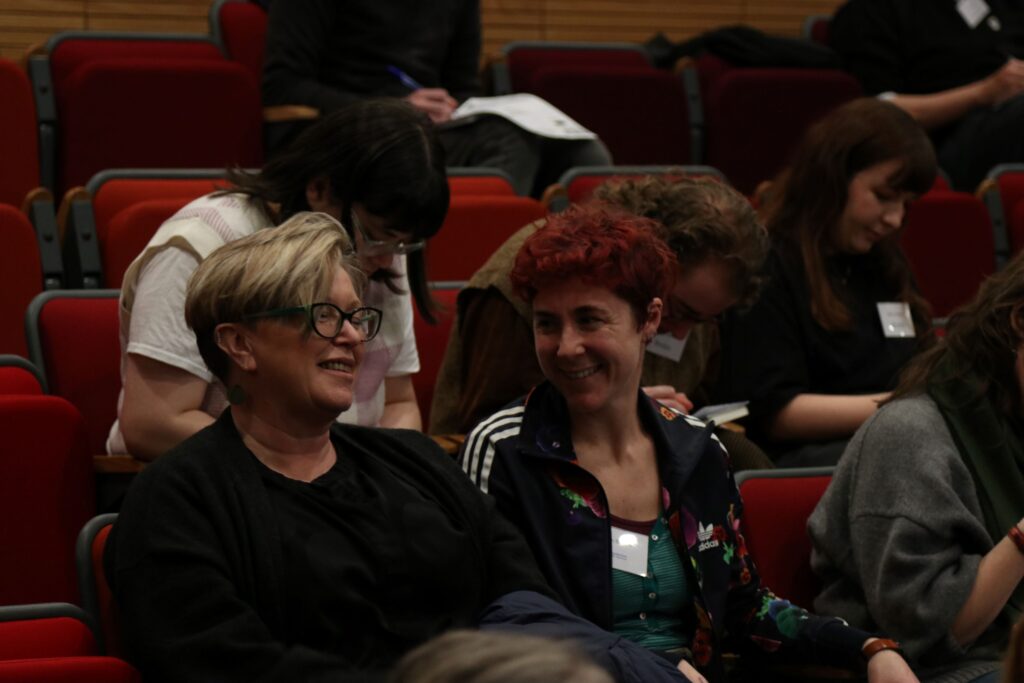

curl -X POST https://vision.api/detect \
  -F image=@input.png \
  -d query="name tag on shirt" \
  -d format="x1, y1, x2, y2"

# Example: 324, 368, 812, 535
957, 0, 990, 28
646, 332, 688, 362
877, 302, 916, 338
611, 526, 649, 577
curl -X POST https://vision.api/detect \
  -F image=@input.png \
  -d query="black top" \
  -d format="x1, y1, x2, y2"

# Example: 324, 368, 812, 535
107, 411, 549, 683
715, 247, 924, 444
829, 0, 1024, 96
262, 0, 481, 110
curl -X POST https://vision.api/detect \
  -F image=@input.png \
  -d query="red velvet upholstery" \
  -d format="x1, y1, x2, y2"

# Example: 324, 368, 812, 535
0, 617, 95, 660
0, 59, 40, 206
0, 395, 92, 605
91, 176, 224, 242
530, 65, 692, 165
0, 361, 43, 395
56, 57, 261, 192
506, 44, 650, 93
992, 169, 1024, 254
697, 55, 862, 194
0, 657, 140, 682
0, 205, 43, 356
102, 198, 195, 288
412, 286, 460, 427
902, 190, 995, 317
736, 471, 832, 609
217, 0, 268, 84
426, 195, 547, 281
30, 293, 121, 454
448, 174, 517, 197
77, 517, 121, 658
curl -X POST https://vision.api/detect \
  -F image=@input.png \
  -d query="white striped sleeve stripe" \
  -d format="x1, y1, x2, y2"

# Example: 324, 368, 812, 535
477, 424, 523, 494
462, 405, 525, 489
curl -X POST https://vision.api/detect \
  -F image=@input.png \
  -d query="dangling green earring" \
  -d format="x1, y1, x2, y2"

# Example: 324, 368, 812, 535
227, 384, 247, 405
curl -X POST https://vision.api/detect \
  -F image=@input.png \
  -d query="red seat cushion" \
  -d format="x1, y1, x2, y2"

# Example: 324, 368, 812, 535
0, 616, 96, 660
0, 656, 140, 682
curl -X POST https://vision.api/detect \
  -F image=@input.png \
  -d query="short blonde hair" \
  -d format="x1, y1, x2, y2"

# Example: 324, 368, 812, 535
185, 211, 363, 383
389, 630, 613, 683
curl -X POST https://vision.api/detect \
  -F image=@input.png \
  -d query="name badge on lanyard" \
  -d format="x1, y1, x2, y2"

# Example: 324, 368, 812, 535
957, 0, 990, 28
877, 302, 916, 338
646, 332, 688, 362
611, 526, 649, 577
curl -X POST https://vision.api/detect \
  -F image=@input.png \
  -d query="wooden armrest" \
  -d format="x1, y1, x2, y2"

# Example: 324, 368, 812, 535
263, 105, 320, 123
56, 186, 88, 243
93, 454, 146, 475
430, 433, 466, 456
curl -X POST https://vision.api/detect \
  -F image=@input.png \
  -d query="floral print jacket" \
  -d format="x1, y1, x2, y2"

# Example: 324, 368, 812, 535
461, 382, 869, 682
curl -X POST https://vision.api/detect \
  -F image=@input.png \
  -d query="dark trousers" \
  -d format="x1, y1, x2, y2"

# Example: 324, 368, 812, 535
938, 93, 1024, 191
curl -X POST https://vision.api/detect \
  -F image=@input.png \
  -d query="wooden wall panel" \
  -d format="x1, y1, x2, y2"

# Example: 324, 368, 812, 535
0, 0, 846, 64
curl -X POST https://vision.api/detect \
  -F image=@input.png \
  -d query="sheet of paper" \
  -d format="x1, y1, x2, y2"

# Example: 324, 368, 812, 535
646, 332, 688, 362
452, 93, 597, 140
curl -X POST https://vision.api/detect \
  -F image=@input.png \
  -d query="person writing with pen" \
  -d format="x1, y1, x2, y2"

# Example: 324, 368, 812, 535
261, 0, 611, 196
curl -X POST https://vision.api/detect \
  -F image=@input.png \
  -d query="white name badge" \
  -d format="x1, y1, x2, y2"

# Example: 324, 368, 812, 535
611, 526, 649, 577
646, 332, 688, 362
957, 0, 990, 28
877, 302, 916, 338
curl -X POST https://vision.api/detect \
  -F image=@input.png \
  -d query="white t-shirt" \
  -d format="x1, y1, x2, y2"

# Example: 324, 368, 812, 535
106, 193, 419, 453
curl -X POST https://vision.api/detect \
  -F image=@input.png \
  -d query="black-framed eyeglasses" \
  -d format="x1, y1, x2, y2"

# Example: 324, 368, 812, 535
244, 303, 383, 342
351, 212, 426, 256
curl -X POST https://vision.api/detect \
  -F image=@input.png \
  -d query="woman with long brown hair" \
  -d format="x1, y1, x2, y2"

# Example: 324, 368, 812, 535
809, 250, 1024, 683
717, 97, 936, 465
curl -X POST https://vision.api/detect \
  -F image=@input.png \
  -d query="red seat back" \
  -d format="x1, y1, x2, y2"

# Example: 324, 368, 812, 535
992, 168, 1024, 254
91, 176, 225, 242
0, 357, 44, 395
0, 205, 43, 357
448, 173, 517, 197
426, 195, 547, 281
27, 292, 121, 454
506, 43, 650, 93
0, 395, 93, 605
698, 55, 862, 194
531, 65, 692, 165
0, 59, 40, 206
560, 166, 725, 206
0, 611, 96, 660
102, 198, 196, 288
902, 190, 995, 317
412, 286, 460, 428
56, 58, 261, 192
736, 469, 832, 608
0, 656, 140, 682
216, 0, 268, 84
77, 515, 121, 657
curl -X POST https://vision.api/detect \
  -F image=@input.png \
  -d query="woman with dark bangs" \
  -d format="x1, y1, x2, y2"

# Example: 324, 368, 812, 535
716, 98, 937, 466
109, 99, 448, 459
462, 204, 917, 683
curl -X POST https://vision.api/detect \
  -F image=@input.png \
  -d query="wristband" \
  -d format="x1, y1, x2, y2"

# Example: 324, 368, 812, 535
1008, 524, 1024, 556
862, 638, 902, 661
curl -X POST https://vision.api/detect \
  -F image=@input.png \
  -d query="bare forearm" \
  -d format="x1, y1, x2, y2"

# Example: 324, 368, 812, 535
768, 393, 888, 442
951, 527, 1024, 646
123, 410, 215, 461
380, 375, 422, 430
887, 85, 988, 130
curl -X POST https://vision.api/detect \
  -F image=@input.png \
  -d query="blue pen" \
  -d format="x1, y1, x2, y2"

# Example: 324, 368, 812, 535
387, 65, 423, 91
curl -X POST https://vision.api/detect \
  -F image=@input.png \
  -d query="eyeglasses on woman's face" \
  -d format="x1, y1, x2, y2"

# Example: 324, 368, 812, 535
245, 303, 383, 342
351, 211, 426, 256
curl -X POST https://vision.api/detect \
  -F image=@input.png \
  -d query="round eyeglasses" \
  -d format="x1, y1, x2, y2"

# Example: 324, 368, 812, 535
351, 212, 426, 256
245, 303, 383, 342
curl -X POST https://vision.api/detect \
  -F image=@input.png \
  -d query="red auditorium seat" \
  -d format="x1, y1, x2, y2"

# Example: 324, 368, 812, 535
0, 204, 45, 356
413, 285, 461, 428
0, 395, 93, 606
529, 65, 697, 165
902, 190, 995, 318
500, 40, 651, 94
978, 163, 1024, 263
0, 59, 41, 207
0, 656, 140, 682
448, 168, 518, 197
0, 604, 96, 660
77, 514, 120, 657
734, 467, 833, 608
694, 54, 862, 194
209, 0, 268, 85
26, 290, 121, 455
426, 195, 547, 281
0, 356, 44, 395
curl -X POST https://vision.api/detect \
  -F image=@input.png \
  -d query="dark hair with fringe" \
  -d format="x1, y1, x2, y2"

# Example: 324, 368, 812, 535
224, 99, 449, 322
764, 98, 936, 331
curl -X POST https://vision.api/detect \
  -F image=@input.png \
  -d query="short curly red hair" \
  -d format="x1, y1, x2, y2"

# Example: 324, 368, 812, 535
509, 204, 677, 325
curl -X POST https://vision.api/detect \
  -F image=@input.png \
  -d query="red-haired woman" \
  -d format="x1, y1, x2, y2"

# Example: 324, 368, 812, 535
461, 205, 917, 683
716, 98, 937, 466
